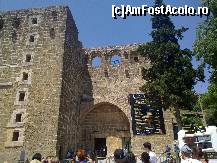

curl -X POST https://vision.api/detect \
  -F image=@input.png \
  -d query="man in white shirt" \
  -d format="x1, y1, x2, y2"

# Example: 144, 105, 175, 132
143, 142, 157, 163
180, 144, 202, 163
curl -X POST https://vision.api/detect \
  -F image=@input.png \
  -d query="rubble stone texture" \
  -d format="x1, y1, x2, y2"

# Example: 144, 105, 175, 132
0, 6, 174, 162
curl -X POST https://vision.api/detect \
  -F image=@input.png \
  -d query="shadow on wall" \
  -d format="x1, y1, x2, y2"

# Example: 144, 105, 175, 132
56, 7, 94, 160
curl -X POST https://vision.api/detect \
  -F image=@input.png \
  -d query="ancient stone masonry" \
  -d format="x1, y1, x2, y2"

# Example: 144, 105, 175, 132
0, 6, 174, 163
79, 44, 146, 156
0, 6, 86, 162
80, 45, 174, 155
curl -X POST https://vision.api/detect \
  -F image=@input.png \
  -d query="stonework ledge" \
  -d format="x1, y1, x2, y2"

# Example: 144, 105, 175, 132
6, 123, 24, 128
0, 82, 13, 86
0, 82, 13, 89
5, 141, 24, 148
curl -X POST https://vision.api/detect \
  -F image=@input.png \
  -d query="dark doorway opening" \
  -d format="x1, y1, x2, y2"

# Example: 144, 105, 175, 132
173, 123, 178, 140
94, 138, 107, 157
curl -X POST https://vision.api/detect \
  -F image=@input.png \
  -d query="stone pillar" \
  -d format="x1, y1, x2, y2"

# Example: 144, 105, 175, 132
106, 136, 122, 156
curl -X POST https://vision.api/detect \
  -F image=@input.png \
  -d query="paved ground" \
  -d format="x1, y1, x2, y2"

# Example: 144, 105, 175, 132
97, 157, 159, 163
97, 158, 217, 163
209, 159, 217, 163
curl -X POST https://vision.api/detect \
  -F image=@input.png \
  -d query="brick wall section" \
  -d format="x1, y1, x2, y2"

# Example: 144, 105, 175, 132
0, 10, 24, 162
56, 8, 84, 159
0, 6, 84, 162
0, 6, 175, 162
82, 45, 174, 155
23, 7, 66, 159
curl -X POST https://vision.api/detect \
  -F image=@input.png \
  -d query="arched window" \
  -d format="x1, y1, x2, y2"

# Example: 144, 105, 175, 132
92, 56, 102, 68
111, 55, 121, 66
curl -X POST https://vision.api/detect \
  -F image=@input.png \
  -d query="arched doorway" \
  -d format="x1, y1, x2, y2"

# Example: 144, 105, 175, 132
79, 102, 131, 156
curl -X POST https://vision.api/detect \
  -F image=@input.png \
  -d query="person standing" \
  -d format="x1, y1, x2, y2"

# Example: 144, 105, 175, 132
165, 145, 172, 162
180, 144, 202, 163
122, 152, 136, 163
141, 152, 151, 163
30, 153, 42, 163
113, 149, 125, 163
143, 142, 157, 163
192, 147, 208, 163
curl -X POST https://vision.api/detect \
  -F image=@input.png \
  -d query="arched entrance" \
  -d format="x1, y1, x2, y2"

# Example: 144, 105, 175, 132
79, 102, 131, 156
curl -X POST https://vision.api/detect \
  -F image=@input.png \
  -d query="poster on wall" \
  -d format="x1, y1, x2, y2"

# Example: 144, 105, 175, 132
129, 94, 166, 135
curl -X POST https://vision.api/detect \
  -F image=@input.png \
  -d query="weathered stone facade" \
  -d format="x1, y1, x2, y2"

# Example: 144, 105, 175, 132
0, 6, 84, 162
0, 6, 174, 163
80, 45, 174, 156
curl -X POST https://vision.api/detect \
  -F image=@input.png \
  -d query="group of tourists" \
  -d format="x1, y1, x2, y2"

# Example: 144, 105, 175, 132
180, 144, 208, 163
28, 149, 95, 163
112, 142, 157, 163
27, 142, 208, 163
27, 153, 59, 163
27, 142, 156, 163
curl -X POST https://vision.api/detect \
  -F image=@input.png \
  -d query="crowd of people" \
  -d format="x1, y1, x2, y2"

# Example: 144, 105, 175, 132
28, 149, 95, 163
26, 142, 208, 163
180, 144, 208, 163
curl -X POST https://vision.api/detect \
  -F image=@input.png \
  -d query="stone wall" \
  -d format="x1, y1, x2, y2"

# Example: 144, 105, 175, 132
83, 44, 147, 114
0, 5, 175, 162
56, 8, 85, 160
0, 6, 83, 162
81, 44, 174, 155
80, 103, 131, 155
22, 7, 66, 159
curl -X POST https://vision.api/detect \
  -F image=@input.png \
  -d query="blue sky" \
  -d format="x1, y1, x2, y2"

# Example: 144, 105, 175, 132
0, 0, 210, 93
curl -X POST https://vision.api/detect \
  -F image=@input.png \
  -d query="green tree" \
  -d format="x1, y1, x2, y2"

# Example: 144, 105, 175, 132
194, 0, 217, 126
194, 0, 217, 84
201, 84, 217, 126
138, 0, 204, 130
194, 84, 217, 126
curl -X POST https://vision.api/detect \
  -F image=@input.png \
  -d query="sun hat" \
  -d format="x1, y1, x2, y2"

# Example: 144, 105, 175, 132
180, 144, 192, 153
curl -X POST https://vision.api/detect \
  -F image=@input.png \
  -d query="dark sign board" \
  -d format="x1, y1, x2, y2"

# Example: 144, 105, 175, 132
185, 126, 206, 134
129, 94, 166, 135
183, 135, 211, 144
205, 152, 217, 159
196, 135, 211, 142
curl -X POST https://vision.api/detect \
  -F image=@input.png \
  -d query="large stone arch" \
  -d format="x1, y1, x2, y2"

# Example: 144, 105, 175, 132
79, 102, 131, 156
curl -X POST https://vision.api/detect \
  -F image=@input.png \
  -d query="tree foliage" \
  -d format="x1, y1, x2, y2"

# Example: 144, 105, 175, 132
194, 84, 217, 126
182, 115, 203, 127
138, 0, 204, 130
194, 0, 217, 127
201, 84, 217, 126
194, 0, 217, 84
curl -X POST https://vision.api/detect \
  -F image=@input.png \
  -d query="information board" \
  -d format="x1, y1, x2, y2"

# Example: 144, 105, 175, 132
205, 152, 217, 159
129, 94, 166, 135
184, 135, 212, 149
